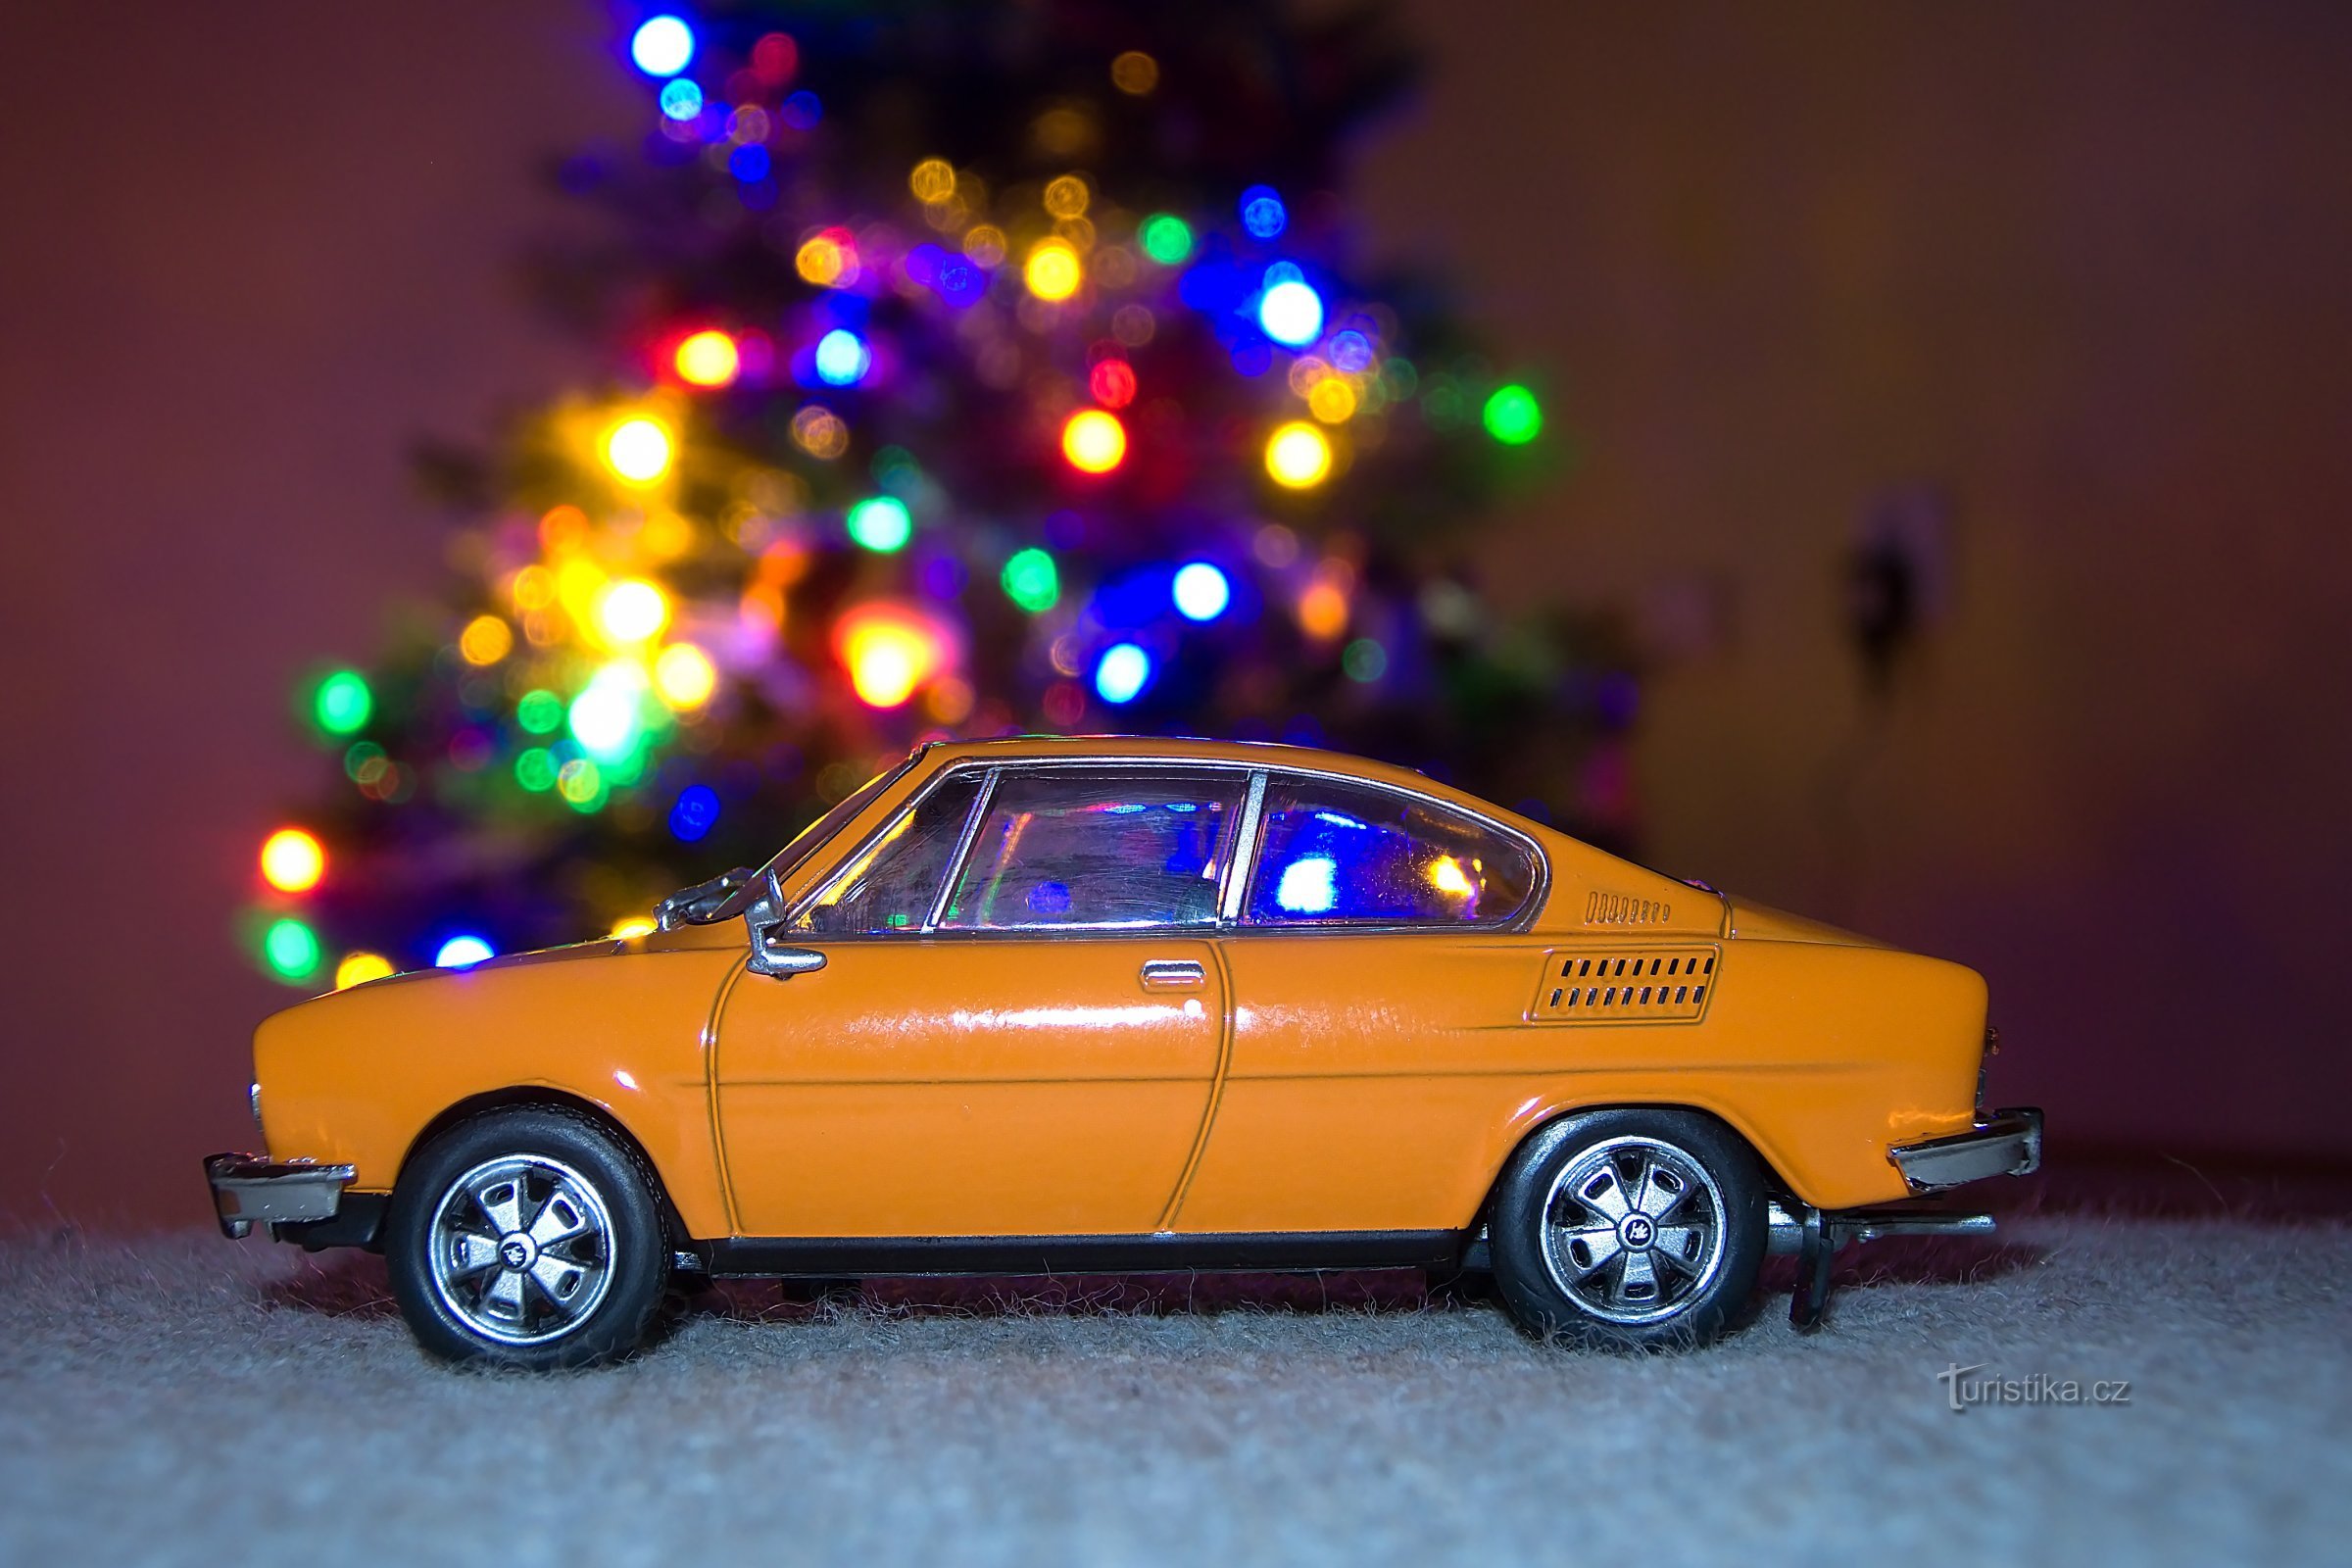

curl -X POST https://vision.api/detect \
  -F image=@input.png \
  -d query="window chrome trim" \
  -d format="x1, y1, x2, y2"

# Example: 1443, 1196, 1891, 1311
923, 764, 1000, 932
1219, 769, 1269, 925
785, 761, 991, 934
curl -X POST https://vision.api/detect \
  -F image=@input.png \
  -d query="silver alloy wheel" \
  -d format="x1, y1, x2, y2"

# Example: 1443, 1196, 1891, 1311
1539, 1135, 1727, 1326
426, 1153, 616, 1346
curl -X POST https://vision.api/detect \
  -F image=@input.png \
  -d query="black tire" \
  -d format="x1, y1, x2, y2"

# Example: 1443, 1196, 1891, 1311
384, 1107, 669, 1369
1488, 1107, 1766, 1351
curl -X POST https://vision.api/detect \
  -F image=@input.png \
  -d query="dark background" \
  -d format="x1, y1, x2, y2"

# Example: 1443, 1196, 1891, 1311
6, 0, 2348, 1229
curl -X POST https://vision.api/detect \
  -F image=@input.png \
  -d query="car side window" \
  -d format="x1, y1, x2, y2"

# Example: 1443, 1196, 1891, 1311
937, 767, 1246, 932
1243, 775, 1537, 928
790, 771, 984, 936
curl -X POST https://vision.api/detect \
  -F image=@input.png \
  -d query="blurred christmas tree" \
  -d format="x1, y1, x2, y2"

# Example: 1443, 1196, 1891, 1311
246, 0, 1638, 988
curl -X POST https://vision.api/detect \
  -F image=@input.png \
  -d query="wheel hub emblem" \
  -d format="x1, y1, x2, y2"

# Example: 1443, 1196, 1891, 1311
499, 1235, 534, 1270
1618, 1213, 1656, 1249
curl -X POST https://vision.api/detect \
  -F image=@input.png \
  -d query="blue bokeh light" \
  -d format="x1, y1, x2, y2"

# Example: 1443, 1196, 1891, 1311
779, 89, 822, 129
1256, 279, 1324, 348
630, 16, 696, 77
728, 143, 771, 183
1240, 184, 1288, 240
1171, 563, 1232, 622
668, 784, 720, 842
1275, 857, 1338, 914
435, 934, 495, 969
658, 78, 703, 121
813, 327, 870, 386
1094, 643, 1152, 705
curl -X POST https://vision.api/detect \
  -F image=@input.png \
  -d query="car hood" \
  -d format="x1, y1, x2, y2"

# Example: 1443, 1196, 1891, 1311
1723, 896, 1890, 949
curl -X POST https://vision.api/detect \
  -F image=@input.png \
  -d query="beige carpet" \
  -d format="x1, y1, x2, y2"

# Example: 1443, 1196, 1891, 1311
2, 1216, 2347, 1564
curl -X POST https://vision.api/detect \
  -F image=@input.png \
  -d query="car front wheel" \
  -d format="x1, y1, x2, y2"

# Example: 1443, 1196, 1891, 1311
384, 1107, 668, 1369
1489, 1108, 1765, 1350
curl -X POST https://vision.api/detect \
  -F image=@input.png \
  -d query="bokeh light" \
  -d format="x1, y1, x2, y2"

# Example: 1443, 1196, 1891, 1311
1171, 563, 1231, 622
908, 157, 956, 203
459, 614, 513, 665
1240, 185, 1288, 240
1308, 377, 1357, 424
653, 642, 717, 709
1257, 279, 1324, 347
658, 78, 702, 121
669, 783, 721, 842
516, 689, 564, 734
595, 579, 671, 643
259, 828, 325, 893
1043, 174, 1091, 219
1002, 547, 1060, 612
795, 229, 855, 288
629, 16, 695, 77
514, 748, 558, 791
1094, 643, 1152, 705
790, 404, 850, 459
1343, 637, 1390, 682
334, 951, 394, 990
611, 916, 658, 940
435, 934, 495, 969
1139, 214, 1193, 267
1483, 383, 1544, 444
675, 330, 740, 387
1110, 50, 1159, 94
557, 758, 605, 808
568, 662, 651, 759
846, 495, 913, 553
603, 416, 673, 483
837, 603, 945, 708
1264, 421, 1333, 488
1088, 359, 1137, 409
314, 670, 371, 735
263, 918, 321, 982
1298, 579, 1349, 640
1024, 238, 1082, 301
812, 327, 870, 386
1062, 410, 1127, 473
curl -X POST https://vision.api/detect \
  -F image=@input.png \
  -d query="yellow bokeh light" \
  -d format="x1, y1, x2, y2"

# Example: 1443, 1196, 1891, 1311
1308, 377, 1359, 424
610, 916, 657, 941
908, 157, 957, 203
673, 330, 740, 388
653, 642, 718, 709
596, 578, 671, 644
1110, 50, 1160, 94
459, 614, 514, 665
1044, 174, 1091, 219
963, 224, 1007, 268
790, 405, 850, 460
1024, 238, 1083, 301
1061, 409, 1127, 473
334, 951, 394, 990
603, 416, 673, 484
510, 564, 556, 612
795, 233, 851, 287
838, 607, 944, 709
1298, 580, 1349, 640
1427, 856, 1475, 899
1265, 421, 1334, 488
260, 828, 325, 893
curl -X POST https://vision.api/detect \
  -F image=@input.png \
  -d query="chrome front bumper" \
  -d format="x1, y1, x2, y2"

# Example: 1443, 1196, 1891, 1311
1888, 1107, 2044, 1192
204, 1152, 355, 1240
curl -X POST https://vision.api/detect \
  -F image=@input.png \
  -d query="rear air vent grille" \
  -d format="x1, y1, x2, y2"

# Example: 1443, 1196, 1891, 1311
1533, 947, 1719, 1023
1586, 892, 1672, 926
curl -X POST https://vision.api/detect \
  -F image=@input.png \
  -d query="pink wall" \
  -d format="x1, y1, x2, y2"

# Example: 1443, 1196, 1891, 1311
4, 3, 2346, 1229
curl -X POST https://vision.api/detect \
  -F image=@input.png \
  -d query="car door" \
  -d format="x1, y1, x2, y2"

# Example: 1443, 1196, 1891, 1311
1173, 770, 1547, 1235
714, 760, 1249, 1239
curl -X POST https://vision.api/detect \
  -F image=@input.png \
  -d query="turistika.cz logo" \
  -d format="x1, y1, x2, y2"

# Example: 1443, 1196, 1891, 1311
1936, 1362, 2132, 1412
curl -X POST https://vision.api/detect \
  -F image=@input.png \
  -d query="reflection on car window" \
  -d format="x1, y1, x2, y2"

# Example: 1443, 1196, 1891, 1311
939, 767, 1246, 931
1244, 776, 1536, 928
791, 771, 984, 936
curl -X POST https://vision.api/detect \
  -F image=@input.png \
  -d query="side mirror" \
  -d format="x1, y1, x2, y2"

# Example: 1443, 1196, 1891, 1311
742, 868, 827, 979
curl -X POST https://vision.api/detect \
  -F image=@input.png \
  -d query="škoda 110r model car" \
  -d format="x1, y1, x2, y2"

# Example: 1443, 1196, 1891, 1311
208, 737, 2039, 1367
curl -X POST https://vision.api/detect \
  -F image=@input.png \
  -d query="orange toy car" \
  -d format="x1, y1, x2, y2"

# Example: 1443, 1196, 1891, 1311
207, 736, 2039, 1366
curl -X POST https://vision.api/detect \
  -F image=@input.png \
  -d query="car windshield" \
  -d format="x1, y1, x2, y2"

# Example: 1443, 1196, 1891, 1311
702, 755, 919, 922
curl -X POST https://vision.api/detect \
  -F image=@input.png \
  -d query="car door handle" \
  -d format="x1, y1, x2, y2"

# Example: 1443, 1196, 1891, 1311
1139, 958, 1206, 991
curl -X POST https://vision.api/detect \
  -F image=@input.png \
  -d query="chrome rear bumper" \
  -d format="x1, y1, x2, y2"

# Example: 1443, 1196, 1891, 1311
204, 1152, 355, 1240
1888, 1107, 2044, 1192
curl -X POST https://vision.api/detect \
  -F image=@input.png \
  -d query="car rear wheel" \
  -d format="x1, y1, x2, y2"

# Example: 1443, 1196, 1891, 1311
385, 1107, 668, 1369
1489, 1108, 1765, 1350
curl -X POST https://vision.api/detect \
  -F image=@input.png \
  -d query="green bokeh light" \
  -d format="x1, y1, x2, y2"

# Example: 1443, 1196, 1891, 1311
314, 670, 372, 735
1139, 213, 1193, 267
1482, 383, 1543, 445
262, 917, 321, 981
514, 747, 557, 792
1343, 638, 1390, 683
1001, 547, 1060, 613
846, 495, 913, 553
516, 689, 564, 734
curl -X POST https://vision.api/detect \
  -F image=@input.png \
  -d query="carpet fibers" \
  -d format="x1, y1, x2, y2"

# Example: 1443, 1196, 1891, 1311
2, 1216, 2347, 1564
